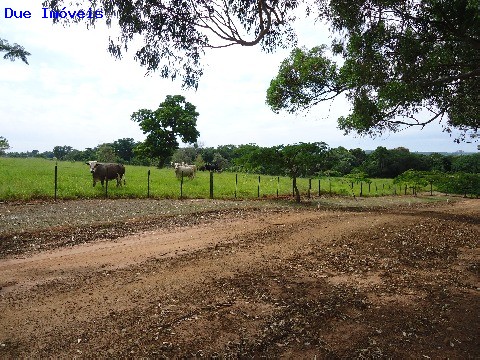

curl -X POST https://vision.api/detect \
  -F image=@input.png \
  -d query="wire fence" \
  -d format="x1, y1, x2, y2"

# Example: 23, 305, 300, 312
48, 164, 412, 201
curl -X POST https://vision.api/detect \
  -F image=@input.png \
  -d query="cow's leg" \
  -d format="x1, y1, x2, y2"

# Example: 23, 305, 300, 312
116, 174, 121, 187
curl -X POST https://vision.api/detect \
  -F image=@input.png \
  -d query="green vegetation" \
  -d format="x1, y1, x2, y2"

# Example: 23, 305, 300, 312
7, 142, 479, 181
2, 146, 478, 201
393, 170, 480, 198
132, 95, 200, 167
41, 0, 479, 141
266, 2, 480, 142
1, 158, 402, 201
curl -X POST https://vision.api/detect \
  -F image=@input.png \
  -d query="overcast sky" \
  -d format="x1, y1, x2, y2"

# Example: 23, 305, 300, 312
1, 1, 477, 154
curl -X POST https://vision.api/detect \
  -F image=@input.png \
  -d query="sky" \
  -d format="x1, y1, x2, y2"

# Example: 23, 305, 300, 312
1, 1, 477, 154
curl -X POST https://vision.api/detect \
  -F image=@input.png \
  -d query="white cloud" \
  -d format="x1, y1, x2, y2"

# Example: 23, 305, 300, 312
0, 1, 477, 154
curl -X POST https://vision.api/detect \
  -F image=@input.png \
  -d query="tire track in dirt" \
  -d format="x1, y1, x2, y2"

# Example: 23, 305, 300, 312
0, 199, 478, 357
0, 210, 377, 351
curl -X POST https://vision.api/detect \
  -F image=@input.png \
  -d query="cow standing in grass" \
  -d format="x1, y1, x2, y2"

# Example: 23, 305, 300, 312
174, 164, 195, 180
86, 161, 126, 187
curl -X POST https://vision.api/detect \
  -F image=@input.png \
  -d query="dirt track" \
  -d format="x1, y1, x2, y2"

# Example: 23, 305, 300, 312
0, 198, 479, 358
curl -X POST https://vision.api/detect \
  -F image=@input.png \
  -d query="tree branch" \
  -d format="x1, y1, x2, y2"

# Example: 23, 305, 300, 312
432, 67, 480, 85
191, 0, 275, 47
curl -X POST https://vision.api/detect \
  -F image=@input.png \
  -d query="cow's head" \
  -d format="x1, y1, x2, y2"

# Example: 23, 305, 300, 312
86, 161, 98, 173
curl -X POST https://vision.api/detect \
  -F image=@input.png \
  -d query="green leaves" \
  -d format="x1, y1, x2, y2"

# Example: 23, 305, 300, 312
266, 46, 343, 113
279, 142, 329, 178
131, 95, 200, 167
394, 169, 480, 197
267, 0, 480, 142
44, 0, 300, 88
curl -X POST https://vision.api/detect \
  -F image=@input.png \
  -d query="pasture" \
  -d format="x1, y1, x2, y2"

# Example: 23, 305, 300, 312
0, 157, 401, 201
1, 159, 477, 358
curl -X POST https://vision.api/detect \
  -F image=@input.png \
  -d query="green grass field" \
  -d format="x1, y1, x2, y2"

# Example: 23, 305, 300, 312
0, 158, 400, 201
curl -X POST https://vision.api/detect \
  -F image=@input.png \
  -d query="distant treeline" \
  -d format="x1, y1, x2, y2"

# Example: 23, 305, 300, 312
5, 139, 479, 179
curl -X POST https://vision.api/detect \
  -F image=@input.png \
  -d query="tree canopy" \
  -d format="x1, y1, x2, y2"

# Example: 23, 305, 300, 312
267, 0, 479, 142
43, 0, 479, 141
131, 95, 200, 167
43, 0, 298, 88
53, 145, 73, 160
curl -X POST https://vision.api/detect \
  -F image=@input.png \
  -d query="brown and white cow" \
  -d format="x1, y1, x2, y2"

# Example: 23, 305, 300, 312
86, 161, 125, 187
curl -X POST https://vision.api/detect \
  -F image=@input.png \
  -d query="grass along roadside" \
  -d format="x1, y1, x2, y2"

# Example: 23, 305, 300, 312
1, 157, 402, 201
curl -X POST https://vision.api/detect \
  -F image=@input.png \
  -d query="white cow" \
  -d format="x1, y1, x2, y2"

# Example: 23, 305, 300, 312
174, 165, 195, 179
185, 164, 197, 175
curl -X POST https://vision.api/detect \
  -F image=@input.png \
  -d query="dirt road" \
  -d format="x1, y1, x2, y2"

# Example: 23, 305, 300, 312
1, 198, 479, 358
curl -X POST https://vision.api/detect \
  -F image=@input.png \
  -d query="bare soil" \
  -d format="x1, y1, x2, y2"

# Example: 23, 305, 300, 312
0, 197, 479, 358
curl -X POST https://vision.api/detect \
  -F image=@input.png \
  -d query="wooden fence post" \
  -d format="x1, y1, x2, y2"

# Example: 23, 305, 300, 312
277, 176, 279, 197
258, 176, 260, 198
147, 169, 151, 198
180, 171, 184, 199
105, 167, 108, 198
209, 171, 214, 199
235, 173, 238, 199
54, 163, 58, 201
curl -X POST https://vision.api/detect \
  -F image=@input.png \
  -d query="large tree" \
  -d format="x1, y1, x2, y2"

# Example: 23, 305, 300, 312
279, 142, 328, 202
43, 0, 298, 88
96, 143, 119, 162
53, 145, 73, 160
112, 138, 136, 162
43, 1, 478, 141
267, 0, 479, 142
132, 95, 200, 167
